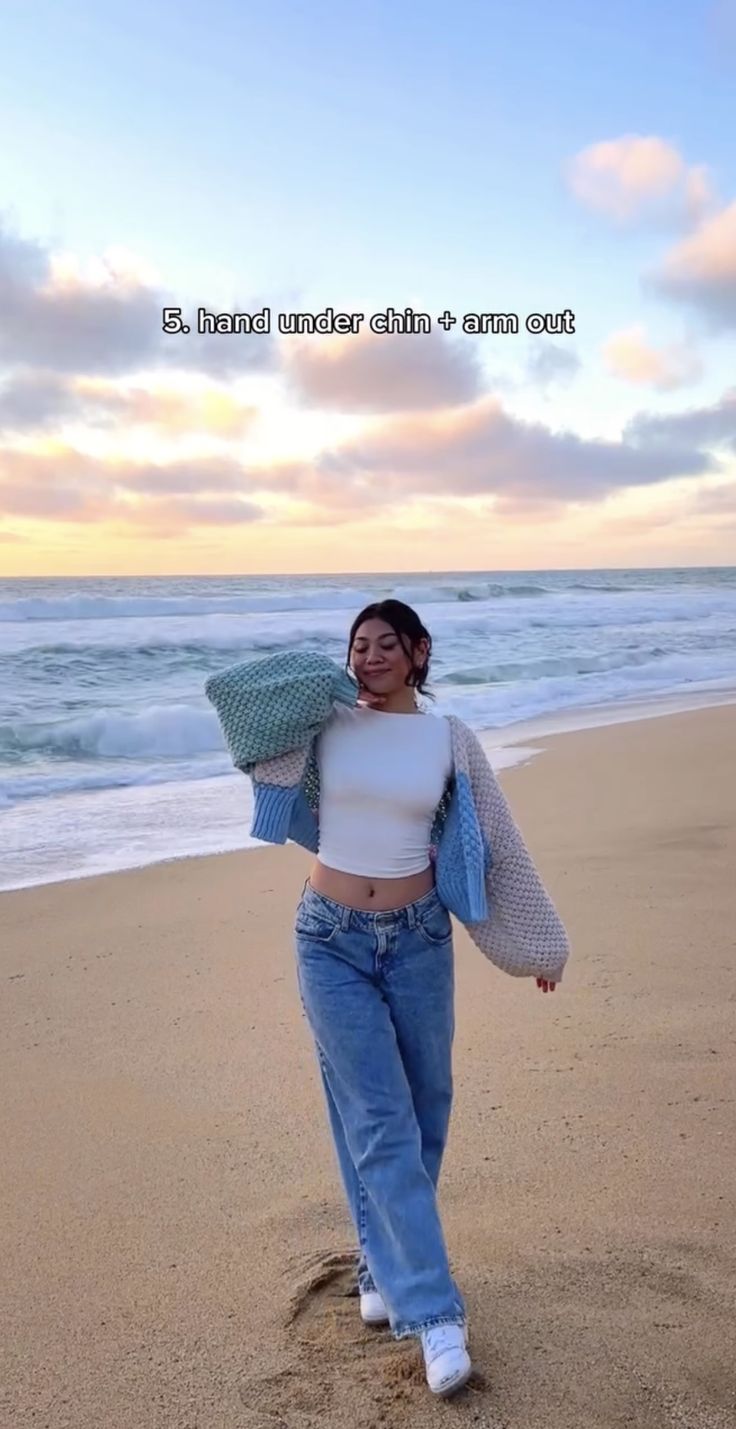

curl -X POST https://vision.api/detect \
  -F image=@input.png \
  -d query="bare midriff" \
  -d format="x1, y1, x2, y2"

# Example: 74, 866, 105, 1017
307, 859, 435, 912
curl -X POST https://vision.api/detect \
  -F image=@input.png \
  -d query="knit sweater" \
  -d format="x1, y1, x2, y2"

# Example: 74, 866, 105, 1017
204, 651, 571, 982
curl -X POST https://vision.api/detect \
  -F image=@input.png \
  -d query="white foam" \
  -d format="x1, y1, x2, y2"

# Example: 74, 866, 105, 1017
1, 773, 256, 891
476, 683, 736, 751
0, 755, 231, 809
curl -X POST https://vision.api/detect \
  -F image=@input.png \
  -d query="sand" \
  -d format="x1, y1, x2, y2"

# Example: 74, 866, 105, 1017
1, 705, 735, 1429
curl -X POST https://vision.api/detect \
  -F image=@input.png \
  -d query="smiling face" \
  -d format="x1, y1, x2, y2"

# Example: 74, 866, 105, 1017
350, 617, 427, 699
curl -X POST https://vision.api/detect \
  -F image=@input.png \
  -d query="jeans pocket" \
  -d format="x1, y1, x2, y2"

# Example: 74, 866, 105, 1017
295, 910, 340, 945
415, 899, 453, 947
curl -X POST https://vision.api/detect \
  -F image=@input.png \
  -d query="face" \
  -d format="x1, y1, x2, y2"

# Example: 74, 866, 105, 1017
350, 618, 427, 695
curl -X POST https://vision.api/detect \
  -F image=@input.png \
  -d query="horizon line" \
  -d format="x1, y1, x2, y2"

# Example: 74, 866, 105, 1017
2, 561, 735, 582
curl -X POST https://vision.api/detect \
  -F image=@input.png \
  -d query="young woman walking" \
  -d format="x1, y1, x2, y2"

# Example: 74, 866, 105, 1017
205, 598, 570, 1399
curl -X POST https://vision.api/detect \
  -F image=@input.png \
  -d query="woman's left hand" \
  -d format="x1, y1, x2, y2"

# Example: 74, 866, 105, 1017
535, 977, 557, 993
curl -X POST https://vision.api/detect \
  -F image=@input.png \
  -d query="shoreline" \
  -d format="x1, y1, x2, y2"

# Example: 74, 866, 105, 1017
3, 685, 736, 895
2, 701, 734, 1427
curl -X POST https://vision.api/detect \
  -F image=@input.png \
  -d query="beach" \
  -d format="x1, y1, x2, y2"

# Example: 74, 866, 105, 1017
2, 704, 734, 1429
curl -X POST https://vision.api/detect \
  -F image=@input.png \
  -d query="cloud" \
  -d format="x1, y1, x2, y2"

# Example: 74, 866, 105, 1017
136, 495, 264, 527
651, 200, 736, 328
526, 341, 581, 388
283, 329, 484, 412
690, 480, 736, 517
0, 369, 259, 438
245, 456, 390, 516
624, 388, 736, 452
4, 388, 730, 533
115, 385, 258, 437
567, 136, 714, 225
120, 456, 252, 495
0, 482, 98, 520
0, 371, 78, 431
82, 382, 258, 436
259, 394, 719, 517
602, 325, 702, 390
0, 219, 276, 379
0, 446, 265, 526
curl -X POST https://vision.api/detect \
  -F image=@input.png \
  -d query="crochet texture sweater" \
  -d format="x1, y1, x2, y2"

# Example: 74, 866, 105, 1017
205, 651, 571, 982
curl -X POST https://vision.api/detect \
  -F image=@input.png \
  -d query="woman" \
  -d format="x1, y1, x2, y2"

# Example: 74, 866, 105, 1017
204, 599, 570, 1400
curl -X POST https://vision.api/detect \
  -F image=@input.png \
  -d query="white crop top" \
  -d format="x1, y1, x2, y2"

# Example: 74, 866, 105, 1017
315, 703, 453, 878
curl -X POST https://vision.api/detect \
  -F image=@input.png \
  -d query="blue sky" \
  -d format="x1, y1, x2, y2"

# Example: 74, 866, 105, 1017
1, 0, 735, 573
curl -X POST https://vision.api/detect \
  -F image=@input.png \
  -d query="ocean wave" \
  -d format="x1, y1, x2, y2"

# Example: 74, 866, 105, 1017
440, 647, 668, 685
5, 704, 224, 761
0, 591, 364, 622
569, 582, 628, 592
8, 590, 735, 667
5, 638, 734, 772
3, 658, 736, 811
395, 581, 550, 602
0, 579, 557, 623
435, 653, 736, 729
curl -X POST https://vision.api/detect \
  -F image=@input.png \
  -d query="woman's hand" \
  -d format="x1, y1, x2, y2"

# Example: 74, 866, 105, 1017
535, 977, 557, 993
356, 683, 387, 709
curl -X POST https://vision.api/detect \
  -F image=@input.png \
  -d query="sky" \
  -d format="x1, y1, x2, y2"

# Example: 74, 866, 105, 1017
1, 0, 735, 577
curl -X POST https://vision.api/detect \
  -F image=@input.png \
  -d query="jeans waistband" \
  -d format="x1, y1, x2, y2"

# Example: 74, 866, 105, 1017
300, 877, 443, 932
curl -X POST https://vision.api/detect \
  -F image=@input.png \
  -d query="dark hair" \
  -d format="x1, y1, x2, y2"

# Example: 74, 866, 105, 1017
346, 599, 435, 703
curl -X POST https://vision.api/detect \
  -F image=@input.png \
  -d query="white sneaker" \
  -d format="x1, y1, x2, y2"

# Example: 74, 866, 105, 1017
360, 1289, 389, 1325
420, 1322, 471, 1397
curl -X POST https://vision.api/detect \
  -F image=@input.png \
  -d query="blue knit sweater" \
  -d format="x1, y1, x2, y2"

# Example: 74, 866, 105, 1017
205, 651, 570, 981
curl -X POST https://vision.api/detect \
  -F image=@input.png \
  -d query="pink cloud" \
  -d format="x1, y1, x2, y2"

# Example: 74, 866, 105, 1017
0, 447, 265, 527
283, 329, 483, 412
602, 325, 702, 390
257, 392, 719, 517
653, 200, 736, 327
567, 136, 714, 225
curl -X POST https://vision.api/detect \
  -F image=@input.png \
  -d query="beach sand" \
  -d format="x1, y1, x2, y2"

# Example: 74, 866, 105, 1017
1, 706, 734, 1429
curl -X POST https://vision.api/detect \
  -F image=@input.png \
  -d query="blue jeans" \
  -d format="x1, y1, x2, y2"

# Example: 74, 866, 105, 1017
294, 878, 466, 1341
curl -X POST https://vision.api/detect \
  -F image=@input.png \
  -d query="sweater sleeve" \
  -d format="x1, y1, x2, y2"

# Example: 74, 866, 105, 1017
204, 651, 358, 771
464, 727, 571, 981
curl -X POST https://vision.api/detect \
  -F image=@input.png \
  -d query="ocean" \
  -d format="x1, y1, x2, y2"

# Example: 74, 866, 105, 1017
2, 566, 735, 892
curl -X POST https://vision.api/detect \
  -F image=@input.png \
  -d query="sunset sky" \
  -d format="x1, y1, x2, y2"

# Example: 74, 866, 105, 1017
1, 0, 735, 576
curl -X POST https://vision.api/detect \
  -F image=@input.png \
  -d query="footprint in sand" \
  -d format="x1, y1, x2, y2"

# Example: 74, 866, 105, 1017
236, 1245, 484, 1427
